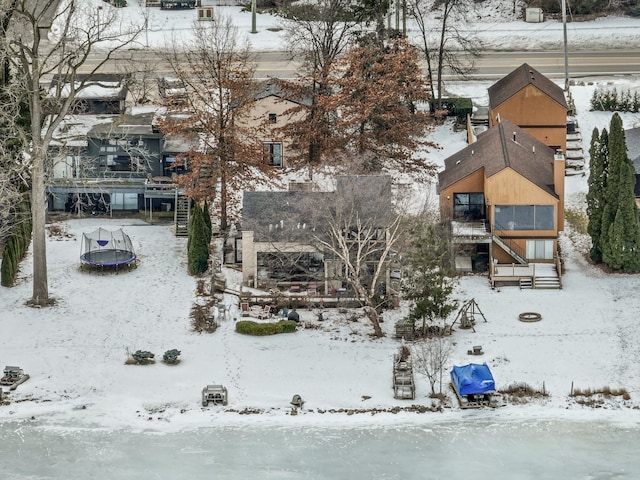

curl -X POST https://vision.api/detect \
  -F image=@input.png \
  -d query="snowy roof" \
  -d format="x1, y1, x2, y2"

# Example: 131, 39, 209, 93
51, 114, 117, 148
48, 74, 127, 100
88, 112, 161, 138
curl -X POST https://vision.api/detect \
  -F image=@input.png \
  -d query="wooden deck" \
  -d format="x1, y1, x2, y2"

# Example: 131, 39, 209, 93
490, 262, 561, 289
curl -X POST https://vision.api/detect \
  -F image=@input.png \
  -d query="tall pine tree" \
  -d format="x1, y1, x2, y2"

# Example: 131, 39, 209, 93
600, 113, 640, 271
586, 127, 607, 262
188, 203, 210, 275
402, 223, 458, 336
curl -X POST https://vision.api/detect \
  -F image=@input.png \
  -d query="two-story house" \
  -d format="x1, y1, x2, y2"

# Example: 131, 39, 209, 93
488, 63, 568, 154
240, 176, 393, 292
438, 118, 565, 289
235, 79, 311, 168
47, 75, 197, 229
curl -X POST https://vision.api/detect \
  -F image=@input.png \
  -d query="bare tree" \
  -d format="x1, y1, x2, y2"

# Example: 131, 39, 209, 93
158, 13, 268, 232
412, 335, 452, 396
408, 0, 480, 108
0, 0, 143, 305
313, 177, 402, 337
279, 0, 361, 178
117, 59, 156, 107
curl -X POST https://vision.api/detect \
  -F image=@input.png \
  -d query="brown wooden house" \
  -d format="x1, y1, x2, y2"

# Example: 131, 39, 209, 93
488, 63, 568, 154
438, 118, 565, 289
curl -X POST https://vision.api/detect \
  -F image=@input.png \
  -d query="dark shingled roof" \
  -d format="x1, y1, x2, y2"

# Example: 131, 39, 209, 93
488, 63, 568, 111
438, 118, 558, 198
252, 79, 313, 107
242, 190, 332, 242
243, 176, 392, 242
625, 127, 640, 174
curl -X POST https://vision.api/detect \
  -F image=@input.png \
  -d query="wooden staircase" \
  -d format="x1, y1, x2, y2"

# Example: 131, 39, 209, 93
534, 275, 562, 289
493, 234, 527, 265
174, 192, 190, 237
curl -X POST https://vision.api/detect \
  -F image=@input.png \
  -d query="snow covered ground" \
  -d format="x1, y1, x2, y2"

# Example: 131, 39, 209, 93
3, 72, 640, 433
3, 3, 637, 477
52, 0, 640, 53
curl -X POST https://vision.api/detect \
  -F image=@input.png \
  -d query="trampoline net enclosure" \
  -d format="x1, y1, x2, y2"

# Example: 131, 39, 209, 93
80, 228, 136, 267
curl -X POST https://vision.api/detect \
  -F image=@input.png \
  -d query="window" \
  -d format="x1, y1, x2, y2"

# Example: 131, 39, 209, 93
263, 142, 283, 167
494, 205, 555, 231
268, 113, 277, 123
111, 193, 139, 210
453, 193, 485, 220
526, 240, 554, 260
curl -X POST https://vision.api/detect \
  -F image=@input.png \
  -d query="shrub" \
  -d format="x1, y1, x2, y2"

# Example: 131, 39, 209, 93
564, 207, 589, 235
570, 385, 630, 400
430, 97, 473, 124
235, 320, 298, 336
1, 252, 15, 287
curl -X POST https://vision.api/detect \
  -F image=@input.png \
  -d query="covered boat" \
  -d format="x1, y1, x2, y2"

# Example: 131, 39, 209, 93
450, 363, 497, 408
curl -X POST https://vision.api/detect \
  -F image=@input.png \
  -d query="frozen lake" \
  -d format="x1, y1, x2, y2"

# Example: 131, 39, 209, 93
2, 420, 638, 479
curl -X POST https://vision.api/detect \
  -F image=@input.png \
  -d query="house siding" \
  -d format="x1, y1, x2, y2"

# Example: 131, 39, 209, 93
489, 85, 567, 152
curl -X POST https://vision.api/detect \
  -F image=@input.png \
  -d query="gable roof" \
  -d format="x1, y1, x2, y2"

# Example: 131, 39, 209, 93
243, 175, 392, 242
243, 190, 331, 242
488, 63, 568, 110
438, 118, 558, 198
252, 79, 313, 107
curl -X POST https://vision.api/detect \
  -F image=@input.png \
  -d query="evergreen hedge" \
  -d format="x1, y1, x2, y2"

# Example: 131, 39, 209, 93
235, 320, 298, 336
590, 87, 640, 113
1, 193, 32, 287
188, 203, 210, 275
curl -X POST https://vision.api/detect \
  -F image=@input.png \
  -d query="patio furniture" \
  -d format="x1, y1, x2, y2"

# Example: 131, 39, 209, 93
202, 384, 228, 406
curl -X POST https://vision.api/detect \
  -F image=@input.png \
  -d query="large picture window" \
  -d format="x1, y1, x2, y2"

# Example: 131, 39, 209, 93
494, 205, 554, 231
453, 193, 485, 220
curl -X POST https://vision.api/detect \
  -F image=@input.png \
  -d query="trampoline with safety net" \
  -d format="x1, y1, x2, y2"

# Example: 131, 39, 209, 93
80, 228, 137, 269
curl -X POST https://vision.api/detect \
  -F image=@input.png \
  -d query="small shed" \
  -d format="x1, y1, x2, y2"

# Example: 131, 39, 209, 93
525, 8, 543, 23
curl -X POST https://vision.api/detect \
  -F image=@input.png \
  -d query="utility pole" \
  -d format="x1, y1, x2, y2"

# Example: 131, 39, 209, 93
562, 0, 569, 91
251, 0, 257, 34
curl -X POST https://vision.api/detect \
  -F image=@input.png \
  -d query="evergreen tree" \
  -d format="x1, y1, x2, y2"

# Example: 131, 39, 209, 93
601, 113, 640, 271
188, 203, 210, 275
586, 127, 607, 262
202, 200, 212, 242
402, 223, 458, 336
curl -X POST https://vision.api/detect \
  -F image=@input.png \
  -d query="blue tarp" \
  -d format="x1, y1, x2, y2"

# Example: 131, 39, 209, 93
450, 363, 496, 396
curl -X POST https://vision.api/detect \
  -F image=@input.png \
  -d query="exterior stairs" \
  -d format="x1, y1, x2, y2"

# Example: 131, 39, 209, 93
534, 275, 562, 289
174, 192, 190, 237
493, 234, 527, 265
519, 277, 533, 289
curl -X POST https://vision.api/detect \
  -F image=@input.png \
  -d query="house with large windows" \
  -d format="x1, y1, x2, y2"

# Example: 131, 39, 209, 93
488, 63, 568, 154
45, 74, 198, 229
438, 118, 565, 289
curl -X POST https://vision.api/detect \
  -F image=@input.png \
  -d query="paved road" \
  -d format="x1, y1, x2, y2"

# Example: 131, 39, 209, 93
79, 48, 640, 80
